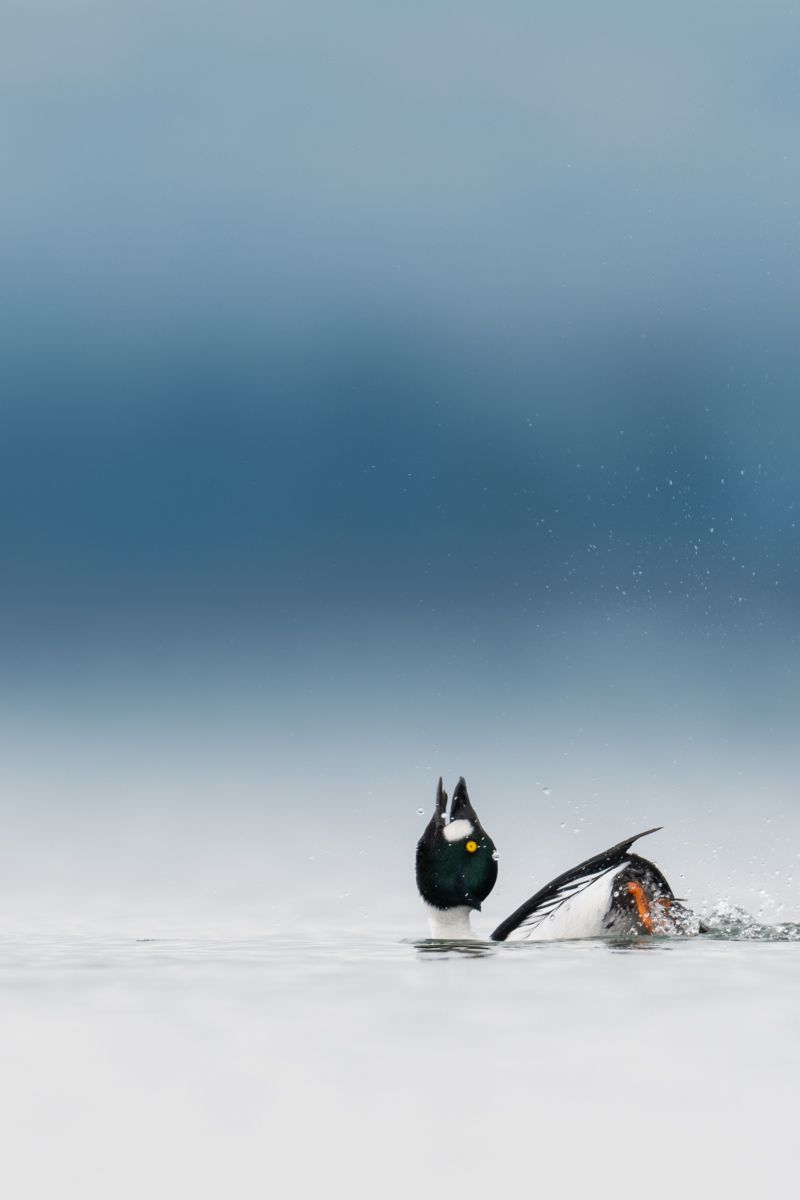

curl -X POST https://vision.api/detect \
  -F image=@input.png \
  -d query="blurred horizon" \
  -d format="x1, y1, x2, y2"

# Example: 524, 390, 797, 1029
1, 2, 798, 934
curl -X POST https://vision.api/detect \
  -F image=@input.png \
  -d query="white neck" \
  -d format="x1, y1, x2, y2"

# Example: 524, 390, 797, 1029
425, 904, 475, 940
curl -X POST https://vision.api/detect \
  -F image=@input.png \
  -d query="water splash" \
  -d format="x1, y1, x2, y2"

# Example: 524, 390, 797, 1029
701, 901, 800, 942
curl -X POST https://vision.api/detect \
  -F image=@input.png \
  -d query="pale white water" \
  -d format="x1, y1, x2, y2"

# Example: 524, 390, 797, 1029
1, 925, 797, 1199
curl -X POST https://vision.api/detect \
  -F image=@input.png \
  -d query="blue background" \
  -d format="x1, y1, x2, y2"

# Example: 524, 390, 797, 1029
2, 2, 798, 931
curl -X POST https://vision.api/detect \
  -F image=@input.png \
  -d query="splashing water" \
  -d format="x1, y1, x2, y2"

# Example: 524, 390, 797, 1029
701, 901, 800, 942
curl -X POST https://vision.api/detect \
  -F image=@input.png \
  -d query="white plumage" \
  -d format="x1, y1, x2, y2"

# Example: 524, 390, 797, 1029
424, 904, 474, 939
502, 863, 626, 942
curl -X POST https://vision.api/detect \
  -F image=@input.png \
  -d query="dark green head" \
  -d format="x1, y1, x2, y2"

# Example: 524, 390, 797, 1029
415, 777, 499, 911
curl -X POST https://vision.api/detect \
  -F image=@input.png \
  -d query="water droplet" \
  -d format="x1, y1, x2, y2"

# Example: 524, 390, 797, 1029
560, 822, 566, 829
542, 786, 551, 796
416, 807, 424, 815
491, 851, 500, 862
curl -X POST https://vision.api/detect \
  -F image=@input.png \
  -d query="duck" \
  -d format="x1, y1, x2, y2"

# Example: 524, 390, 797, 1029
415, 776, 701, 941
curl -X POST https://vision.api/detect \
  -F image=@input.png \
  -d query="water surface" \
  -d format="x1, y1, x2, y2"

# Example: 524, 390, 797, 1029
1, 923, 797, 1198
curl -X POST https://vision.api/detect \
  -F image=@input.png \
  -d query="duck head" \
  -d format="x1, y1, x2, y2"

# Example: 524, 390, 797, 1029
415, 777, 499, 917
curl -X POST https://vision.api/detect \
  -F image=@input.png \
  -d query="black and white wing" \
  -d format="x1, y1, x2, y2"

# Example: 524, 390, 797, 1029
490, 827, 662, 942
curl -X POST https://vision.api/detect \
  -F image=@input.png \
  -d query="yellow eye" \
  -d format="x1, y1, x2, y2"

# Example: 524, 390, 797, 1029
465, 840, 478, 853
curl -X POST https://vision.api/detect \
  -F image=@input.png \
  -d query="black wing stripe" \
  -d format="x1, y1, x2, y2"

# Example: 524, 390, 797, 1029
491, 827, 662, 942
513, 863, 623, 936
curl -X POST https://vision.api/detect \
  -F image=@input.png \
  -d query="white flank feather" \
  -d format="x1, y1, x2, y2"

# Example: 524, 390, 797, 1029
503, 864, 626, 942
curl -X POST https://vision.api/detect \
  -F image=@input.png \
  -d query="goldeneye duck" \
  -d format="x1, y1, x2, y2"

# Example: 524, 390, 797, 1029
416, 777, 701, 941
415, 777, 499, 939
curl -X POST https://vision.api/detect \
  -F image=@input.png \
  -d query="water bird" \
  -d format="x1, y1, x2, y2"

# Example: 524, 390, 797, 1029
416, 777, 700, 941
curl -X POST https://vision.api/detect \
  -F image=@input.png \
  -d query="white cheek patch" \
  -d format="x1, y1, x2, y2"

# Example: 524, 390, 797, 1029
443, 819, 474, 843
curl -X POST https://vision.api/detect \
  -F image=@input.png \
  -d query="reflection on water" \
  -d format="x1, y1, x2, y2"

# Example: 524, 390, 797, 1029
1, 906, 796, 979
410, 937, 498, 958
406, 908, 800, 958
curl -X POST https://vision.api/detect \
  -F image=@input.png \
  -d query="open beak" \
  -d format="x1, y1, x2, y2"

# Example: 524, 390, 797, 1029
449, 776, 479, 823
434, 777, 448, 825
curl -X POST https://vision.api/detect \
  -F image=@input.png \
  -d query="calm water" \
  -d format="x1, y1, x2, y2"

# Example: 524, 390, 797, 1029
1, 922, 798, 1199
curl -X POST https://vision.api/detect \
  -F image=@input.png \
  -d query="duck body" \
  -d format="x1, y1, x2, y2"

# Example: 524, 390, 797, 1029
491, 831, 700, 941
415, 777, 498, 938
416, 778, 700, 942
